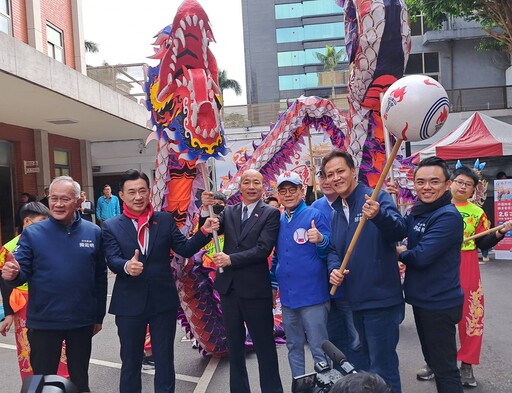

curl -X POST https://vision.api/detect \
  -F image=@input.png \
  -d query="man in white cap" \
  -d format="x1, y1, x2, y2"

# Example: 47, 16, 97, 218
269, 170, 331, 379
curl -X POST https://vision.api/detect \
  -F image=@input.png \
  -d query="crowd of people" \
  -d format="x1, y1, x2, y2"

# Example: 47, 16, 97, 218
0, 154, 511, 393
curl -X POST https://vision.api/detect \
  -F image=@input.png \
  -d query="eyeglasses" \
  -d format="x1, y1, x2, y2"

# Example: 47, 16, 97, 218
48, 196, 75, 204
453, 179, 474, 189
414, 179, 445, 187
277, 187, 299, 196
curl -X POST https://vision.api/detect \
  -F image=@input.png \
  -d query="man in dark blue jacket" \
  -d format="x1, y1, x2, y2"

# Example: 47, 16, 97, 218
395, 157, 464, 393
102, 169, 218, 393
2, 176, 107, 393
325, 150, 407, 393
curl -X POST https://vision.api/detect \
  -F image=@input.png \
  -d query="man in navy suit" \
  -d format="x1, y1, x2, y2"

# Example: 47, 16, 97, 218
102, 169, 218, 393
203, 169, 283, 393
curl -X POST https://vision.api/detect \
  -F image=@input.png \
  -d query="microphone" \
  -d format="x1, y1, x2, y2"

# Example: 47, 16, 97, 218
321, 340, 357, 375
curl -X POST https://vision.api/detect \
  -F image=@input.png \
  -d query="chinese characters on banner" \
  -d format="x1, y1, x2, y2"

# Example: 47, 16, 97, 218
494, 179, 512, 259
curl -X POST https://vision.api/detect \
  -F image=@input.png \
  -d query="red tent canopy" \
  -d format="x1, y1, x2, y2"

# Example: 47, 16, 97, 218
411, 112, 512, 164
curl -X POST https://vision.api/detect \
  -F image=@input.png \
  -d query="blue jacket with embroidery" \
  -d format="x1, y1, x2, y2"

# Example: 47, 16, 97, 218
10, 214, 107, 330
327, 183, 407, 311
270, 200, 330, 309
399, 204, 464, 310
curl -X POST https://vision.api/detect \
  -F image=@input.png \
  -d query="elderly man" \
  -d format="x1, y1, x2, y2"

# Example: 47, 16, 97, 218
2, 176, 107, 392
269, 171, 330, 378
202, 168, 283, 393
102, 169, 218, 393
325, 150, 407, 393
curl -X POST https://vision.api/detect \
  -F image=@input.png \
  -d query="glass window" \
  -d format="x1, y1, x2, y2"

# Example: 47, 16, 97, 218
54, 150, 70, 177
305, 47, 347, 64
405, 52, 440, 79
276, 22, 344, 43
304, 22, 344, 40
275, 3, 302, 19
410, 15, 423, 36
47, 23, 64, 63
302, 0, 342, 17
405, 54, 422, 74
279, 72, 321, 90
275, 1, 342, 19
276, 26, 304, 43
424, 52, 439, 73
277, 47, 347, 67
277, 50, 306, 67
0, 0, 10, 35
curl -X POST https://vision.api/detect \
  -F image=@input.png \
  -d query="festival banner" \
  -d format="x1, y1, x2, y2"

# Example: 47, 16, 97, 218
494, 179, 512, 259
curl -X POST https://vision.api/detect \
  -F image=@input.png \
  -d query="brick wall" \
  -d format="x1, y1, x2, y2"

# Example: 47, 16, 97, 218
41, 0, 75, 68
48, 133, 83, 186
0, 123, 37, 196
10, 0, 76, 68
10, 0, 28, 43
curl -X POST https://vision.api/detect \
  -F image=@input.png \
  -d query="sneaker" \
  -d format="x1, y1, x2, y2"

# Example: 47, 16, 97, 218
416, 365, 434, 381
142, 355, 155, 370
460, 363, 477, 387
482, 256, 490, 262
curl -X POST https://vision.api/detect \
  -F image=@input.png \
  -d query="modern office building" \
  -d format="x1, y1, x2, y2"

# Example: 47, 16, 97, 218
241, 0, 347, 107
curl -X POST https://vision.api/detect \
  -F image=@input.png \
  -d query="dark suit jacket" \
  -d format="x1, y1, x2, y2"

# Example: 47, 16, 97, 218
213, 200, 280, 298
102, 211, 211, 316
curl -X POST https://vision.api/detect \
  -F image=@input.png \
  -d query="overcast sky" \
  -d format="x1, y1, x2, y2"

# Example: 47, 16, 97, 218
82, 0, 247, 106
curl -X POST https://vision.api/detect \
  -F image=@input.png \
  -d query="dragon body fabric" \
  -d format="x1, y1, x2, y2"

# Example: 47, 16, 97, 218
145, 0, 411, 356
145, 0, 229, 356
222, 0, 411, 199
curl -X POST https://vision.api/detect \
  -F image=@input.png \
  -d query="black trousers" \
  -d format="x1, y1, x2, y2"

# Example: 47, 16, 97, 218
220, 290, 283, 393
413, 305, 463, 393
28, 325, 93, 392
115, 309, 177, 393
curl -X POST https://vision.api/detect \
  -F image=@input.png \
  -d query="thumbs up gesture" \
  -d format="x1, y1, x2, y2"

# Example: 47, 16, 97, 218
126, 249, 143, 276
307, 219, 324, 244
1, 251, 20, 281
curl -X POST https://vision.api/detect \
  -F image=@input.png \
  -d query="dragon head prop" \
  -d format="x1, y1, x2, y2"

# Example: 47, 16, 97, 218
146, 0, 227, 162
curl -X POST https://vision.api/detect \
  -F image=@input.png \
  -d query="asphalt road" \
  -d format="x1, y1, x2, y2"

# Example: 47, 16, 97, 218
1, 254, 512, 393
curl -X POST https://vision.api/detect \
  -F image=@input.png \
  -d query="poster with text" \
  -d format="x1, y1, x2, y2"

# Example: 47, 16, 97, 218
494, 179, 512, 259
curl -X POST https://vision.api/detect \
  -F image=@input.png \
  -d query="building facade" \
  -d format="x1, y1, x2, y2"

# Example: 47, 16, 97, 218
0, 0, 149, 243
241, 0, 347, 108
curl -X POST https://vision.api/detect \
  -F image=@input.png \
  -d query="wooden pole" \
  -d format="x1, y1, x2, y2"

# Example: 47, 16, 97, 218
199, 162, 223, 273
464, 224, 505, 243
330, 139, 403, 295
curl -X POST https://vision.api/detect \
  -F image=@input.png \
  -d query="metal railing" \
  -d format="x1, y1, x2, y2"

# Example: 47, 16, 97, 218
87, 63, 148, 103
86, 64, 512, 128
223, 85, 512, 128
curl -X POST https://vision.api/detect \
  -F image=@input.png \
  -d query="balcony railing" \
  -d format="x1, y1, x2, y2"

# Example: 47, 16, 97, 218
87, 63, 147, 103
224, 85, 512, 129
85, 65, 512, 129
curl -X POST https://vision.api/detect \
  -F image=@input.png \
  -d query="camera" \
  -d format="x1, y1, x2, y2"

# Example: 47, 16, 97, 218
291, 341, 357, 393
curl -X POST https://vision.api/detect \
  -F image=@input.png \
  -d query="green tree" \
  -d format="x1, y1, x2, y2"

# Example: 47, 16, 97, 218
315, 45, 344, 98
406, 0, 512, 53
218, 69, 242, 100
85, 40, 99, 53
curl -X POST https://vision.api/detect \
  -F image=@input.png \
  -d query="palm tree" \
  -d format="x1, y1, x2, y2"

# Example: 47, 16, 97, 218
218, 69, 242, 101
85, 40, 99, 53
315, 45, 343, 98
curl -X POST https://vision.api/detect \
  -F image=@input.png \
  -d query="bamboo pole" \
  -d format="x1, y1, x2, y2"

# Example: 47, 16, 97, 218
464, 224, 505, 243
